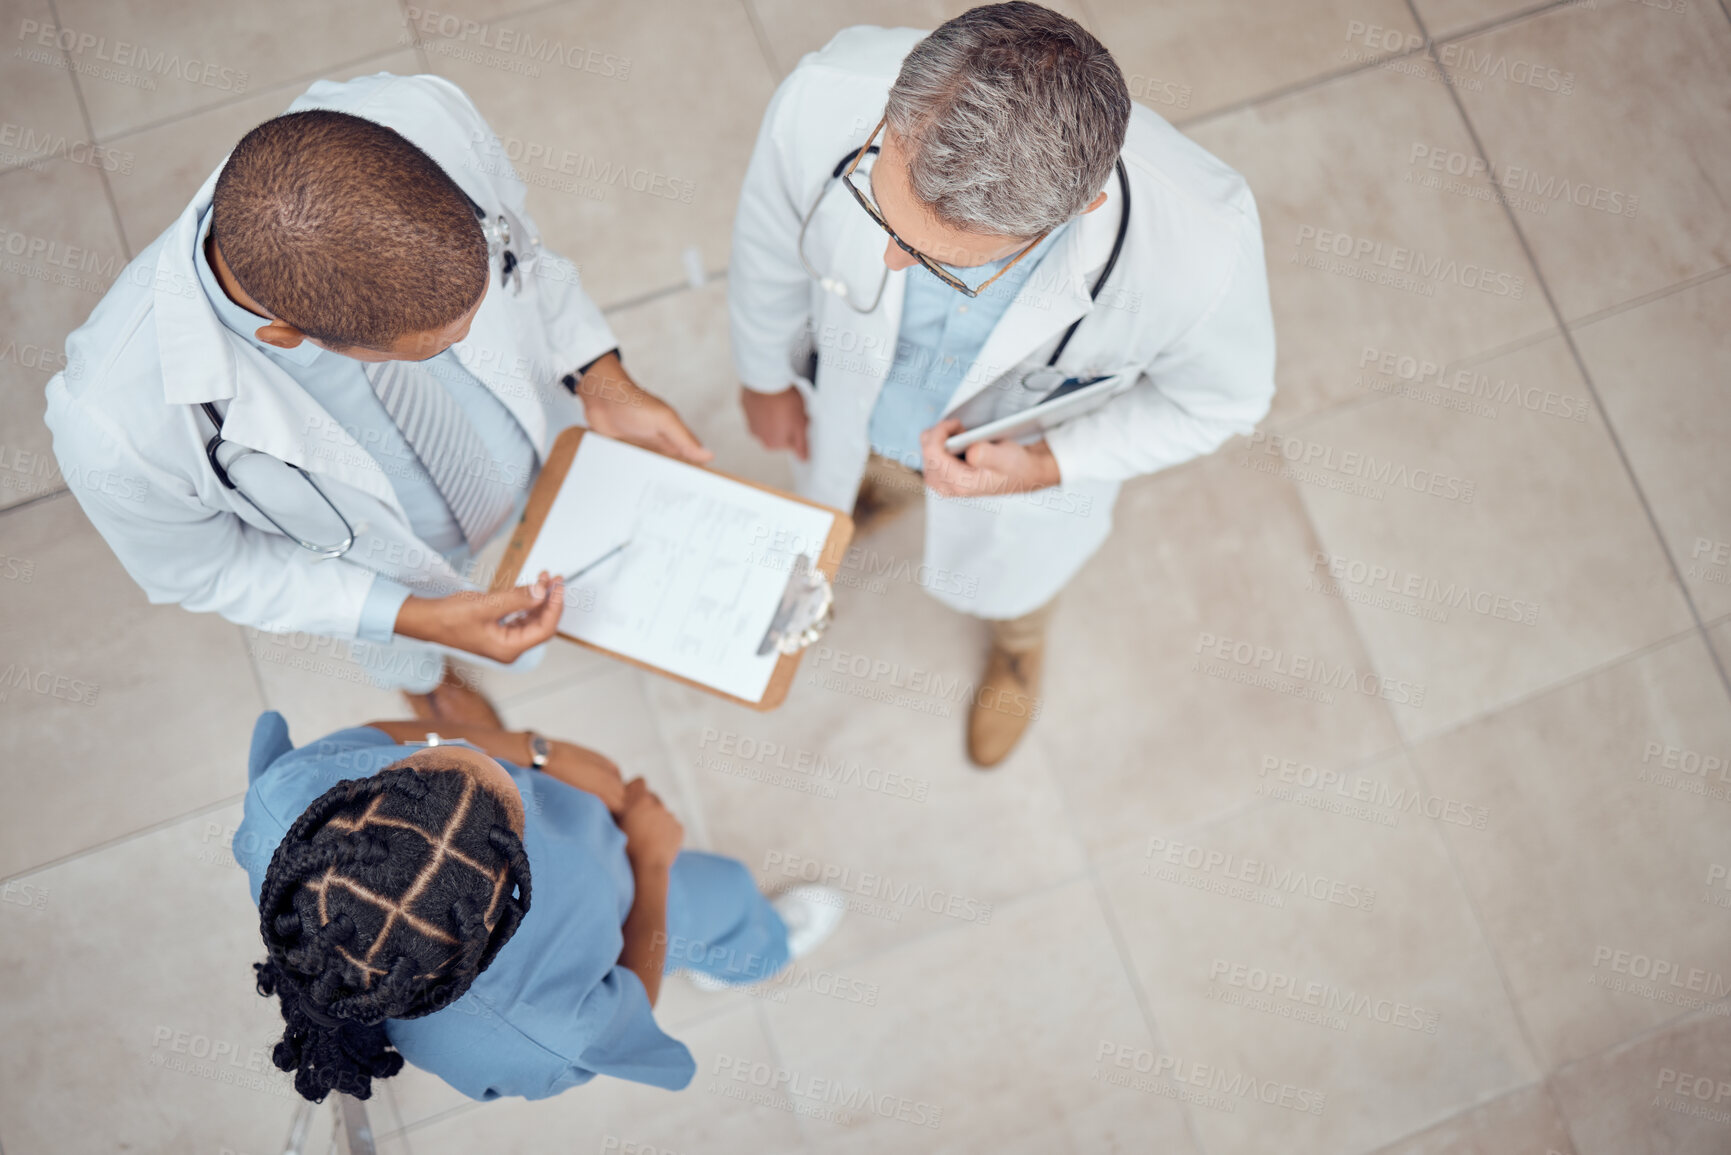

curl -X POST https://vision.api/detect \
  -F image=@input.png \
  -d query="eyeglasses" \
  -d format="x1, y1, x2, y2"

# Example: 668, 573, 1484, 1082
841, 118, 1048, 299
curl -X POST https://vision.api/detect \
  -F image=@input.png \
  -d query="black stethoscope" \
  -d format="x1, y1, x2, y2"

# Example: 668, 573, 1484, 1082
798, 145, 1132, 372
193, 193, 527, 559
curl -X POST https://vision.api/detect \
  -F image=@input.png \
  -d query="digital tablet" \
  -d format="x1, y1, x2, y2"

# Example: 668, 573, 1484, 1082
943, 370, 1136, 454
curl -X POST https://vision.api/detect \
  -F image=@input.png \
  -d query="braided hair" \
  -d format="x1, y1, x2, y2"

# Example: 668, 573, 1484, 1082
254, 760, 531, 1102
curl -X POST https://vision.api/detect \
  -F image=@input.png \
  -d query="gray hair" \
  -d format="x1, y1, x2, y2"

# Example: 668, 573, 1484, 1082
884, 2, 1130, 238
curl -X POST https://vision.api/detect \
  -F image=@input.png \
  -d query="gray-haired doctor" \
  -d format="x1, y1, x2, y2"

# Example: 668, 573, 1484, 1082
45, 72, 710, 725
729, 3, 1277, 766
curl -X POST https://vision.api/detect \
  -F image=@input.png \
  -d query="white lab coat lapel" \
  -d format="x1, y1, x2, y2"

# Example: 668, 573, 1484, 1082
151, 174, 405, 514
450, 274, 550, 459
940, 192, 1120, 417
813, 168, 906, 379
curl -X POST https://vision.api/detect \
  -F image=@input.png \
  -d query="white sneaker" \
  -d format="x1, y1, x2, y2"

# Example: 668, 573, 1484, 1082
685, 970, 729, 993
772, 885, 845, 960
684, 886, 846, 993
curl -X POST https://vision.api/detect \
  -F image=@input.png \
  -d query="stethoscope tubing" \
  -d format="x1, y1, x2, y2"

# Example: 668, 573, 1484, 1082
799, 147, 1132, 372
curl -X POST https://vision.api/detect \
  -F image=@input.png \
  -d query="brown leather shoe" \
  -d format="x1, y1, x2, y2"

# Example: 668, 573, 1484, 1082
966, 643, 1044, 768
403, 664, 504, 730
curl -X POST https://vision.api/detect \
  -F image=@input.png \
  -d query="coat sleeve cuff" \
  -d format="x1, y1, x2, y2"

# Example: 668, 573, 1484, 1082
357, 574, 412, 644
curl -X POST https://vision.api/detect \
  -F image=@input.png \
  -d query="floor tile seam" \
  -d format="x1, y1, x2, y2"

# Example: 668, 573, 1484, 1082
0, 789, 248, 884
1396, 622, 1706, 752
1563, 264, 1731, 332
738, 0, 785, 83
88, 45, 416, 149
598, 268, 727, 317
1169, 0, 1599, 134
1287, 335, 1551, 1070
634, 682, 716, 852
1085, 859, 1212, 1154
1348, 1075, 1556, 1155
40, 0, 133, 262
1415, 21, 1731, 704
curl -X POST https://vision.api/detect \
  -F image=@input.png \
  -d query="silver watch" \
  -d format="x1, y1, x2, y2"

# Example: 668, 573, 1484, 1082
527, 732, 551, 769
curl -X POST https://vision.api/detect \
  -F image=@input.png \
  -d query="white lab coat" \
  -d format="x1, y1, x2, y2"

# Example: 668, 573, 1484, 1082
44, 74, 617, 658
729, 27, 1277, 619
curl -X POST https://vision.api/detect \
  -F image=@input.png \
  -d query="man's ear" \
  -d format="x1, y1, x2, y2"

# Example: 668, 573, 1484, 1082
1081, 190, 1109, 215
254, 319, 308, 350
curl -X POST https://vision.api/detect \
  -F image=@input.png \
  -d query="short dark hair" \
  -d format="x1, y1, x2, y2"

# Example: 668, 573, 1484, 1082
212, 110, 489, 352
253, 760, 531, 1102
886, 2, 1131, 236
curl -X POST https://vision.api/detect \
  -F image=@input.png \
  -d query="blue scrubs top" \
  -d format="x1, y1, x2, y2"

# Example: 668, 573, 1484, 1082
233, 716, 695, 1099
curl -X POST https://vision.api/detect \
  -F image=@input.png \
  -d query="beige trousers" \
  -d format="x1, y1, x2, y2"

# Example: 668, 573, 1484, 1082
860, 453, 1055, 655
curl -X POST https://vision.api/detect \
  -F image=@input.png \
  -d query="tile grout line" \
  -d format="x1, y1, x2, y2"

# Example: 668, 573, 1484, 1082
35, 0, 129, 263
1252, 392, 1560, 1155
1418, 0, 1731, 710
599, 267, 726, 316
632, 684, 716, 854
620, 673, 714, 853
1280, 0, 1545, 1107
751, 997, 817, 1151
1171, 0, 1603, 134
738, 0, 784, 83
394, 0, 432, 76
1025, 712, 1212, 1151
1369, 995, 1731, 1154
0, 487, 72, 519
235, 620, 272, 722
1350, 1076, 1562, 1155
1563, 262, 1731, 332
0, 790, 248, 884
1344, 2, 1695, 1132
86, 45, 418, 148
1086, 860, 1212, 1154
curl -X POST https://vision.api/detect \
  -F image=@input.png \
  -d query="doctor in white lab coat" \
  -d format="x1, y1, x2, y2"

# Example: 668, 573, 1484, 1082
729, 6, 1277, 765
45, 73, 707, 707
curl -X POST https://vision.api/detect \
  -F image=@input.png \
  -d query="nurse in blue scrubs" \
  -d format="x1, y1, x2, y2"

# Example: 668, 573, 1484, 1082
233, 710, 841, 1103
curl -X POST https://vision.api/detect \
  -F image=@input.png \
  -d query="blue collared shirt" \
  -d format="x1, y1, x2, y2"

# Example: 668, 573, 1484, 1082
867, 226, 1067, 469
193, 212, 533, 642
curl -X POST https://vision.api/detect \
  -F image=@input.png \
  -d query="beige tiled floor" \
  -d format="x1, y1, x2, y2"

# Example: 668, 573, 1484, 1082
2, 1, 1728, 1152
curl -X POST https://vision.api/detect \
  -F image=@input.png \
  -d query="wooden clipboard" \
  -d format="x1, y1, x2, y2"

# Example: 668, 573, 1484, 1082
491, 428, 854, 710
